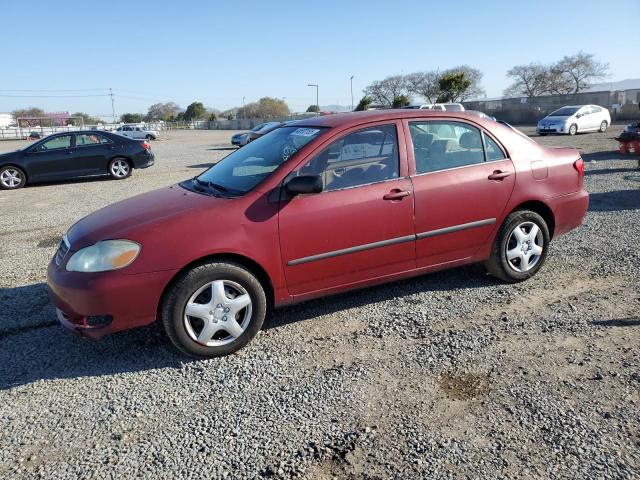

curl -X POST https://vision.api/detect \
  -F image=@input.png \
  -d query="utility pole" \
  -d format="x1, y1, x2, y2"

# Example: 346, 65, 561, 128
242, 96, 245, 120
109, 88, 115, 123
308, 84, 319, 116
350, 75, 354, 111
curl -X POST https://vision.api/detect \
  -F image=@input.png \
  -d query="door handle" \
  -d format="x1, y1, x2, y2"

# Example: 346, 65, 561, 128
383, 189, 412, 200
488, 170, 511, 180
65, 151, 73, 155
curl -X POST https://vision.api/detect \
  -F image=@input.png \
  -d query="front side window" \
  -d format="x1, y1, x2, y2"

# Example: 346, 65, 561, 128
76, 133, 111, 146
409, 121, 484, 173
298, 124, 399, 191
34, 135, 72, 151
193, 126, 325, 196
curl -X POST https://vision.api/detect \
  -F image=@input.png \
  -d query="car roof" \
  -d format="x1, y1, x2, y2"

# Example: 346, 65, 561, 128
289, 110, 494, 129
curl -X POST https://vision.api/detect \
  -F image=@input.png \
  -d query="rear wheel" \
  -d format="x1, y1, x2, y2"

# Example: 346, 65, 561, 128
0, 166, 26, 190
599, 120, 608, 133
161, 261, 267, 358
145, 134, 154, 140
568, 124, 578, 136
485, 210, 550, 283
108, 157, 131, 180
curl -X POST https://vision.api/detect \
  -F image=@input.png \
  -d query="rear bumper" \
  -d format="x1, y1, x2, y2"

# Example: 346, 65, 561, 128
47, 260, 176, 339
132, 152, 155, 169
548, 189, 589, 237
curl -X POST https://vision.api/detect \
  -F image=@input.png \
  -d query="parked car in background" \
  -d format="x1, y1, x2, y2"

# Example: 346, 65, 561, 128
231, 122, 282, 147
47, 110, 588, 358
537, 105, 610, 136
0, 131, 154, 189
115, 124, 159, 140
404, 103, 465, 111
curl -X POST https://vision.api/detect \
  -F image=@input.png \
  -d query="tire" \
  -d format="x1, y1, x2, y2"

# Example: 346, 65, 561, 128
0, 165, 26, 190
108, 157, 132, 180
161, 261, 267, 358
539, 133, 547, 136
599, 120, 608, 133
484, 210, 550, 283
145, 134, 154, 140
568, 124, 578, 136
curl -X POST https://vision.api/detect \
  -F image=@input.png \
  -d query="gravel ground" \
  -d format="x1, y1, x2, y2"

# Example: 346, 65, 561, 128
0, 126, 638, 479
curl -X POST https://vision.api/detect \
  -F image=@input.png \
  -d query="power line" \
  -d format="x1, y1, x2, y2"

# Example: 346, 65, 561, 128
0, 88, 109, 92
0, 94, 109, 98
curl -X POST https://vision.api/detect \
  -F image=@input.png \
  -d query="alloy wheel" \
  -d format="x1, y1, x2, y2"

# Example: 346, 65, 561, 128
0, 168, 24, 188
110, 159, 130, 178
505, 221, 544, 273
183, 279, 252, 347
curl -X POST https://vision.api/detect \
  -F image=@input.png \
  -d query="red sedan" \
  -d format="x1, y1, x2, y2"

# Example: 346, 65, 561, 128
47, 110, 589, 358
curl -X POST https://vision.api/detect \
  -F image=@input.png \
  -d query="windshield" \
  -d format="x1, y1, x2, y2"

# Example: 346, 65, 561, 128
192, 126, 326, 196
549, 107, 579, 117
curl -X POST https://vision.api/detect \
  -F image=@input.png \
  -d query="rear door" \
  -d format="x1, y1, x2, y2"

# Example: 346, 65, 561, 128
404, 118, 515, 267
278, 121, 416, 296
73, 133, 115, 175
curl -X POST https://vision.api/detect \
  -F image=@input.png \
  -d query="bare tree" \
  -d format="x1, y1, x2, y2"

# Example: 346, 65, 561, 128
504, 63, 552, 98
552, 52, 609, 93
364, 75, 409, 106
404, 71, 440, 103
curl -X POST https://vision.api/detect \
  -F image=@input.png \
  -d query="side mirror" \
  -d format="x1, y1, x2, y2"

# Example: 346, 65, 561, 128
285, 175, 323, 195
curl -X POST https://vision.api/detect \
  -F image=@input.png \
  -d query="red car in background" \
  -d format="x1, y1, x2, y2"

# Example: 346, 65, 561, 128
47, 110, 589, 358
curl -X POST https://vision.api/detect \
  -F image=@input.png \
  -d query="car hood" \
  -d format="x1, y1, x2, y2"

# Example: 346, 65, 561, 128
0, 150, 21, 159
540, 115, 572, 124
66, 184, 227, 248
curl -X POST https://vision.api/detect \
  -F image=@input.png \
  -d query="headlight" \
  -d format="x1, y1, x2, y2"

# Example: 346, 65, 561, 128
66, 240, 141, 272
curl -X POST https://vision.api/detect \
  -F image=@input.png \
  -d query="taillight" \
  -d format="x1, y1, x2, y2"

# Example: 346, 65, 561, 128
573, 158, 584, 177
140, 140, 151, 151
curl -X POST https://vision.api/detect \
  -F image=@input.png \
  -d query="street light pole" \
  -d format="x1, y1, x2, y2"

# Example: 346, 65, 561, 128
350, 76, 354, 111
242, 96, 245, 120
308, 84, 319, 116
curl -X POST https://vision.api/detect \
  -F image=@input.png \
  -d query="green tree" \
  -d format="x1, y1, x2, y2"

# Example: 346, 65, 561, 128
306, 104, 320, 113
120, 113, 144, 123
175, 112, 185, 122
436, 72, 471, 103
183, 102, 207, 121
392, 95, 410, 108
355, 96, 373, 111
208, 112, 218, 121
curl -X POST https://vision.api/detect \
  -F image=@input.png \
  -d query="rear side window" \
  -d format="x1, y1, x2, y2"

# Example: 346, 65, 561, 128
409, 121, 484, 173
300, 124, 399, 191
76, 133, 111, 146
483, 133, 506, 161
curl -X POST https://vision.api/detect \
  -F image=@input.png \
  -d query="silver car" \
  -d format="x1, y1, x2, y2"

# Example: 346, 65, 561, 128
537, 105, 611, 136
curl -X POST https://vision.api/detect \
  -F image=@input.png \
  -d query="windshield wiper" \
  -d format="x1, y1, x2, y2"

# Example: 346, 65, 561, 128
192, 177, 224, 197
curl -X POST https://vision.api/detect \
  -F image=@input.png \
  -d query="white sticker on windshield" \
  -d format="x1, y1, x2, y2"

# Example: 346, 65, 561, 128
291, 128, 320, 137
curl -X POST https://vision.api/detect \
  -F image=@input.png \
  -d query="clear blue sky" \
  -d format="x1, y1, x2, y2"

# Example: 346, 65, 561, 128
1, 0, 638, 118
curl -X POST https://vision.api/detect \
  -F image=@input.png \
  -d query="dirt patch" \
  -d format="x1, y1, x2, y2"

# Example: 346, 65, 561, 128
37, 235, 61, 248
438, 372, 489, 400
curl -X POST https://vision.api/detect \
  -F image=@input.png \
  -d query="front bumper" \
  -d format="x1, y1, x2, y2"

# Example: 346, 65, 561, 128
47, 259, 176, 339
537, 125, 567, 134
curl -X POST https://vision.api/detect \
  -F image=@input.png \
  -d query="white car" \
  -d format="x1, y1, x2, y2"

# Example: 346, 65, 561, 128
404, 103, 465, 111
115, 124, 159, 140
537, 105, 610, 136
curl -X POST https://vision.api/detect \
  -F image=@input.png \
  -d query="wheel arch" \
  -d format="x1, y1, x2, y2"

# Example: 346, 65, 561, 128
0, 163, 29, 183
510, 200, 555, 239
157, 252, 275, 317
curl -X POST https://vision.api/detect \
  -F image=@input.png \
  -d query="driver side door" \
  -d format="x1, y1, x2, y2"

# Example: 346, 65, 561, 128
278, 121, 416, 297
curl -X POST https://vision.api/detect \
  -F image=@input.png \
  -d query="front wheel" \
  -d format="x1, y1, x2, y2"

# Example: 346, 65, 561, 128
599, 120, 608, 133
0, 166, 26, 190
108, 158, 131, 180
485, 210, 550, 283
161, 261, 267, 358
568, 124, 578, 136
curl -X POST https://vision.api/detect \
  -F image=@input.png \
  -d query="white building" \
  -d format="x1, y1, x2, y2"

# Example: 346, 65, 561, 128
0, 113, 13, 128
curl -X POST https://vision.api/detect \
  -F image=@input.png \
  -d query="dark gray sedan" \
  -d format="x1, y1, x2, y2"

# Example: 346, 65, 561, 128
0, 130, 155, 190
